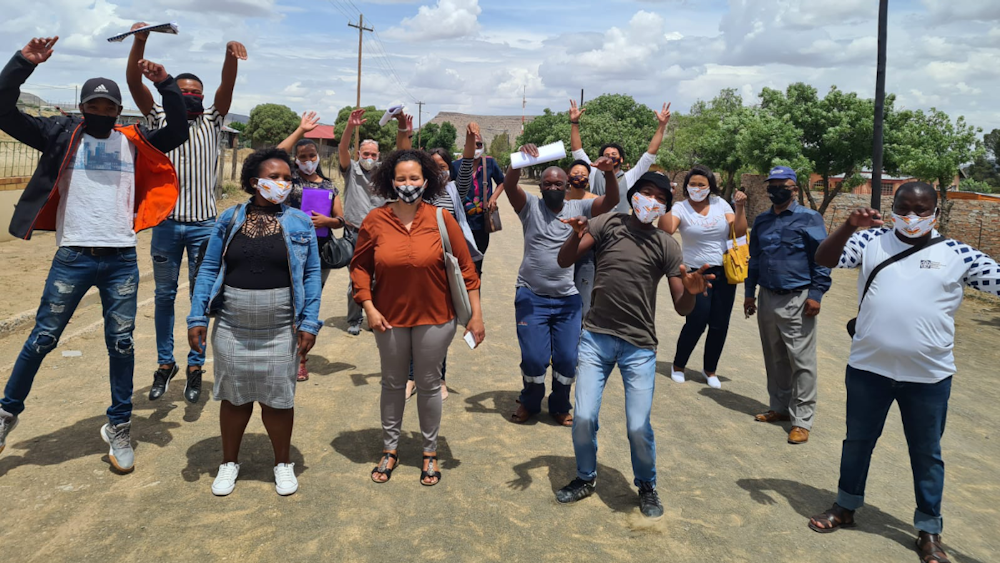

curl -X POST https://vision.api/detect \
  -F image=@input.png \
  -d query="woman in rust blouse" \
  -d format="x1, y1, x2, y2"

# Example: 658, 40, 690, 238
351, 149, 485, 487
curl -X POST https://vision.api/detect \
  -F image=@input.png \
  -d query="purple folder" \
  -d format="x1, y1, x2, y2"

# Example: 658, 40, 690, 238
301, 188, 334, 238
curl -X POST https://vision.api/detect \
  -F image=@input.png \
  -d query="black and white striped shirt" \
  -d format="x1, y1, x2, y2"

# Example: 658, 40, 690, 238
146, 103, 223, 222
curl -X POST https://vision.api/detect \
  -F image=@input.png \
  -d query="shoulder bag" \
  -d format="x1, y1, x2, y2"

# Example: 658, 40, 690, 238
436, 207, 473, 326
320, 222, 356, 269
483, 156, 503, 233
723, 224, 750, 284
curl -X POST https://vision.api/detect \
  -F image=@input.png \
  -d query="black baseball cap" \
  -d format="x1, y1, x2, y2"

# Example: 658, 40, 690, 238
628, 171, 674, 208
80, 77, 122, 106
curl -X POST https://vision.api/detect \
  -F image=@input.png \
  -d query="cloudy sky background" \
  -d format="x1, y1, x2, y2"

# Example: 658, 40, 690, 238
3, 0, 998, 134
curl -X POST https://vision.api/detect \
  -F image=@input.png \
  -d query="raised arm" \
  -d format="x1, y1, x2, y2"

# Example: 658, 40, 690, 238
125, 23, 154, 116
569, 99, 585, 152
646, 103, 671, 155
339, 108, 365, 172
213, 41, 246, 117
815, 208, 883, 268
502, 144, 537, 214
732, 190, 748, 238
278, 111, 320, 153
589, 157, 621, 216
557, 216, 596, 268
395, 112, 412, 150
137, 60, 189, 153
0, 38, 59, 151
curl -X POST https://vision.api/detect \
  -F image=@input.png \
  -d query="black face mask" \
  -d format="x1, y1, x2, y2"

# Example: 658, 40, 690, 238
183, 93, 205, 119
541, 189, 566, 211
82, 113, 117, 138
767, 186, 793, 206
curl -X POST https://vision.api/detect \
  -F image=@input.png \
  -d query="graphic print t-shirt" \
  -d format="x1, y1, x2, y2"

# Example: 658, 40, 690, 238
56, 131, 137, 248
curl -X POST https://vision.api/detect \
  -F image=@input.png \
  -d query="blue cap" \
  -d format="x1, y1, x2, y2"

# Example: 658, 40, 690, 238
767, 166, 797, 183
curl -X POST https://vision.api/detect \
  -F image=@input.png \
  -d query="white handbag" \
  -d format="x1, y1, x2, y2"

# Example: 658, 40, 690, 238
436, 207, 473, 326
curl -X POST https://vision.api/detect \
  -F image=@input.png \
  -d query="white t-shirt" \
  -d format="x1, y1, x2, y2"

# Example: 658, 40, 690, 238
56, 132, 137, 248
571, 148, 656, 213
671, 195, 739, 268
839, 228, 1000, 383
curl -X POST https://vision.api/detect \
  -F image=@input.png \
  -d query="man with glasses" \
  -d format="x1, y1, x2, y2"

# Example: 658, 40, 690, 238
452, 130, 504, 276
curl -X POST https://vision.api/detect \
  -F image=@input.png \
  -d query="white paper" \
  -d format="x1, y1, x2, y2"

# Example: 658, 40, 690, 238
107, 22, 179, 43
510, 141, 567, 170
379, 104, 404, 127
61, 350, 82, 357
464, 331, 477, 350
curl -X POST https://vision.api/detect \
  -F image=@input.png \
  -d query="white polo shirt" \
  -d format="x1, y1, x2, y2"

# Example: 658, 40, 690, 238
838, 228, 1000, 383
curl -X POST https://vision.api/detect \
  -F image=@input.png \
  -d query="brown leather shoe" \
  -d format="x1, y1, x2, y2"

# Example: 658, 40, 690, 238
788, 426, 809, 444
754, 410, 791, 423
511, 404, 533, 424
552, 412, 573, 427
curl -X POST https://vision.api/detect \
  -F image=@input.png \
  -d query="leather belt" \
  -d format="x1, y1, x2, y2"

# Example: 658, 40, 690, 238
66, 246, 132, 257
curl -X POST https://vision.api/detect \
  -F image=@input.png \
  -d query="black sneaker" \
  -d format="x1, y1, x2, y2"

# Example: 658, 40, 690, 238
638, 482, 664, 519
149, 364, 178, 401
556, 478, 596, 504
184, 368, 204, 404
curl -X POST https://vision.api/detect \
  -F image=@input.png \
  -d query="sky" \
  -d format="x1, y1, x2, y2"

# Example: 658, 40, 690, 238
3, 0, 999, 135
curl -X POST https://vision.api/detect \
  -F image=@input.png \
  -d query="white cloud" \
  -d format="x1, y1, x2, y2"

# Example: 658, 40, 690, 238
921, 0, 1000, 22
385, 0, 481, 42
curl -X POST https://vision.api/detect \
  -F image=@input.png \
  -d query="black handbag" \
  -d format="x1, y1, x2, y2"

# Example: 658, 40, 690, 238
320, 227, 356, 269
847, 236, 945, 337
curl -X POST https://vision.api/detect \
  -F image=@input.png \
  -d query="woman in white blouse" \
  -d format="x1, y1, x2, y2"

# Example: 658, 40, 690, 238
662, 165, 747, 388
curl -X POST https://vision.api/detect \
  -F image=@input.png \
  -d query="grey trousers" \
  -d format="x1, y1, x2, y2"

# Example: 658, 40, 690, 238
757, 288, 818, 430
346, 279, 363, 325
374, 319, 457, 452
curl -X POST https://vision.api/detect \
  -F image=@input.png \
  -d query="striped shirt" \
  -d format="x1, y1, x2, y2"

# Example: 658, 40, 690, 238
146, 103, 223, 222
431, 158, 473, 217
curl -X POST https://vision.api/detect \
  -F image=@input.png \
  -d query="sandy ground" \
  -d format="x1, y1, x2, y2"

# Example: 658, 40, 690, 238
0, 186, 998, 562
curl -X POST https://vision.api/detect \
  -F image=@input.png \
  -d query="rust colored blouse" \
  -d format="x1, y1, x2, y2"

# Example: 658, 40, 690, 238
350, 201, 481, 327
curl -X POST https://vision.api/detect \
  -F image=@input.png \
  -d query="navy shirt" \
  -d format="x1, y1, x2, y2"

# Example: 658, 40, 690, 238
746, 202, 831, 303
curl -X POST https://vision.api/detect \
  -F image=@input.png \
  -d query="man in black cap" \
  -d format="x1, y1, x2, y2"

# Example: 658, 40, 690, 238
0, 36, 188, 474
555, 171, 714, 519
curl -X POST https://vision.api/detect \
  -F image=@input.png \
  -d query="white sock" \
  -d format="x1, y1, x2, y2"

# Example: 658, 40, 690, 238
704, 371, 722, 389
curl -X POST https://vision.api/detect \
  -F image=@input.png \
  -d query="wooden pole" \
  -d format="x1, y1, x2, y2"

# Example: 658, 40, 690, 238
348, 15, 373, 160
871, 0, 889, 211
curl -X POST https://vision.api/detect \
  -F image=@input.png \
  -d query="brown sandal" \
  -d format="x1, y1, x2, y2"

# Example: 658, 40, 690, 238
916, 532, 951, 563
511, 403, 532, 423
808, 504, 856, 533
755, 410, 791, 423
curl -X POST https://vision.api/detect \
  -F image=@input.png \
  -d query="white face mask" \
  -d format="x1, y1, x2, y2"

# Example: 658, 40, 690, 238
892, 210, 938, 238
395, 180, 427, 204
687, 186, 710, 202
631, 193, 667, 224
439, 170, 450, 185
474, 149, 484, 159
297, 159, 318, 175
360, 158, 378, 171
255, 178, 293, 205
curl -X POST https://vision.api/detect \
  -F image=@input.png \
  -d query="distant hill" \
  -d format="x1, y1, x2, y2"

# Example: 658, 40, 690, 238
424, 112, 536, 149
16, 92, 47, 108
225, 113, 249, 125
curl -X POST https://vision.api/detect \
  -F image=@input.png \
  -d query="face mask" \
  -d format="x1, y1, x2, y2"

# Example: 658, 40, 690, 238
541, 189, 565, 211
767, 186, 793, 206
892, 210, 937, 238
439, 170, 450, 185
255, 178, 293, 204
474, 149, 484, 159
183, 93, 204, 119
395, 180, 427, 204
569, 175, 589, 190
631, 193, 667, 224
687, 186, 710, 202
297, 159, 319, 175
608, 155, 622, 168
82, 113, 117, 138
360, 158, 378, 171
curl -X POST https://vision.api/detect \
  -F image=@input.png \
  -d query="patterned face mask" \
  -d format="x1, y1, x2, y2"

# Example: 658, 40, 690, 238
360, 158, 378, 171
569, 175, 589, 190
631, 192, 667, 224
687, 186, 710, 202
892, 210, 938, 238
395, 180, 427, 204
255, 178, 293, 204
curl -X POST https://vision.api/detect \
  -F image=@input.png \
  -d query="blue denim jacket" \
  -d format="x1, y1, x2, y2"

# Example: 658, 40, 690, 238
187, 201, 324, 335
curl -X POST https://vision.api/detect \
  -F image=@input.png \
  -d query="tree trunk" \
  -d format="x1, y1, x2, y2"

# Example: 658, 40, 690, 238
815, 173, 844, 216
722, 170, 736, 200
937, 177, 953, 235
802, 176, 820, 210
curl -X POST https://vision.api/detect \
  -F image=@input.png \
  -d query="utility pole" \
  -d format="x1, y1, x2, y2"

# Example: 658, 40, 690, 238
416, 101, 425, 147
521, 85, 526, 134
580, 89, 584, 107
348, 14, 373, 159
871, 0, 889, 211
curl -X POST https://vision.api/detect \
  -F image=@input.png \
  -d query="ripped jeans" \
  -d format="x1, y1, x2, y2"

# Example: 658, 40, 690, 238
1, 247, 139, 424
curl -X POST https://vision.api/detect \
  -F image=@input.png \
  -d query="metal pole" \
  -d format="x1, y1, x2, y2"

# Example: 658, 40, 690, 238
580, 89, 584, 107
416, 101, 425, 147
871, 0, 889, 211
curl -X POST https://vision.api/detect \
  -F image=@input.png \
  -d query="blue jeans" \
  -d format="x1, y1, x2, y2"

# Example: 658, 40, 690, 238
573, 330, 658, 487
151, 219, 214, 367
2, 247, 139, 424
837, 366, 952, 534
514, 287, 581, 415
673, 265, 736, 373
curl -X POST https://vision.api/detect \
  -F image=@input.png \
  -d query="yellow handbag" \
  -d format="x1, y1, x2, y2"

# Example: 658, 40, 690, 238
723, 225, 750, 284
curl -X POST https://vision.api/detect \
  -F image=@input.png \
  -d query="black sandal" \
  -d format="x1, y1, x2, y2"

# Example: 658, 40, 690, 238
420, 455, 441, 487
808, 503, 856, 533
371, 452, 398, 483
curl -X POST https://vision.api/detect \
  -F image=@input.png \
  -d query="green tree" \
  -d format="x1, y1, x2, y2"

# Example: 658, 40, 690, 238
693, 89, 751, 199
416, 123, 440, 149
736, 107, 805, 177
488, 132, 512, 169
332, 105, 399, 152
227, 121, 247, 133
963, 129, 1000, 189
431, 122, 457, 153
958, 178, 995, 194
244, 104, 299, 147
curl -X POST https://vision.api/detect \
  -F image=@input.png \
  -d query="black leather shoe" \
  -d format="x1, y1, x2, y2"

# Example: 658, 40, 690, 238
184, 368, 204, 404
149, 364, 178, 401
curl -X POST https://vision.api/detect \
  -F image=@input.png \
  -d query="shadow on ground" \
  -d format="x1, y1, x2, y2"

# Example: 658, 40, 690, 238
737, 478, 987, 563
697, 387, 769, 418
182, 434, 309, 483
305, 355, 356, 377
463, 390, 570, 426
507, 455, 636, 513
331, 427, 460, 471
655, 361, 731, 385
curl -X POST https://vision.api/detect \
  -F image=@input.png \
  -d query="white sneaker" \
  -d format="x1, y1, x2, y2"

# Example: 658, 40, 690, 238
274, 463, 298, 496
670, 369, 686, 383
212, 462, 240, 496
704, 371, 722, 389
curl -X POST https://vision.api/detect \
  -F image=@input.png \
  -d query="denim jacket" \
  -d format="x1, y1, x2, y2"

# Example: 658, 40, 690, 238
187, 201, 324, 335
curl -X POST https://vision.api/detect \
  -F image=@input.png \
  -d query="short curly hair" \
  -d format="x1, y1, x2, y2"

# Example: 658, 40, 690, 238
241, 147, 294, 195
371, 149, 445, 202
683, 164, 720, 198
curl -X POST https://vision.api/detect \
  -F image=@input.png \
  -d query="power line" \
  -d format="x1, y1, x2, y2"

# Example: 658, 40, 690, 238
363, 35, 417, 103
370, 28, 419, 103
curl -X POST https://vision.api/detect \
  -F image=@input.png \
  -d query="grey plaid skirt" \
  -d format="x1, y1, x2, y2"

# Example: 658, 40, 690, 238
211, 285, 298, 409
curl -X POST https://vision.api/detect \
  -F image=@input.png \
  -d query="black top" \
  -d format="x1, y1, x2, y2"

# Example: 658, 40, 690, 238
223, 204, 291, 289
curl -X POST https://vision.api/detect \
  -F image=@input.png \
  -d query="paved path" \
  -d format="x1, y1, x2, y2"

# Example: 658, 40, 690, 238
0, 190, 998, 562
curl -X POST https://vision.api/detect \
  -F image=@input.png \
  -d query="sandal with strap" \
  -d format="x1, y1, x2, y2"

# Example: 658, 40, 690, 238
370, 452, 398, 483
808, 504, 857, 533
916, 532, 951, 563
420, 455, 441, 487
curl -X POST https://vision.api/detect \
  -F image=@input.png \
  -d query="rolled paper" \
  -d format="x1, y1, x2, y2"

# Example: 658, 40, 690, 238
379, 104, 405, 127
510, 141, 567, 170
108, 22, 179, 43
